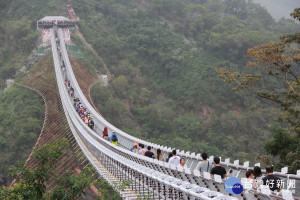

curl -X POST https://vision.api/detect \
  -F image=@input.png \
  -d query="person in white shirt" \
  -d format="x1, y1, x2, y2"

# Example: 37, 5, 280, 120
168, 150, 180, 166
178, 158, 186, 168
241, 169, 254, 190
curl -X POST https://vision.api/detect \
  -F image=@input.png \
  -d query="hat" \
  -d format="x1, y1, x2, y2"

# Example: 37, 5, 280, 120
134, 142, 138, 146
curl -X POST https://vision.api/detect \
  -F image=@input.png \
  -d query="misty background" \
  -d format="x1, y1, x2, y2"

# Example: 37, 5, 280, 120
254, 0, 300, 20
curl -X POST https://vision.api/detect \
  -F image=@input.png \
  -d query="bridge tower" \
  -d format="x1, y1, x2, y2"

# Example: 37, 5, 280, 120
37, 16, 76, 44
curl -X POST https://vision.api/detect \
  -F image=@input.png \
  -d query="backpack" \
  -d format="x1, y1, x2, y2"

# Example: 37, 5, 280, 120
112, 134, 117, 142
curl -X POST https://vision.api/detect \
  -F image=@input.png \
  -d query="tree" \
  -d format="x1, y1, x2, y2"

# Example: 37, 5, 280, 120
111, 75, 129, 98
0, 139, 95, 200
216, 8, 300, 172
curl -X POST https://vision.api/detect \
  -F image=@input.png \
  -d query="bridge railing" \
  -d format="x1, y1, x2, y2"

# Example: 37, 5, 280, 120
54, 27, 299, 199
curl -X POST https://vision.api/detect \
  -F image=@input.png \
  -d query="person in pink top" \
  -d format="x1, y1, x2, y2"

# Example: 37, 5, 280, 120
84, 116, 89, 125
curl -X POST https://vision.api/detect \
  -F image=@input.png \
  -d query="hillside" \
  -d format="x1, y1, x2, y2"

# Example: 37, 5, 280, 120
0, 0, 68, 92
0, 85, 44, 186
70, 0, 300, 165
0, 0, 66, 186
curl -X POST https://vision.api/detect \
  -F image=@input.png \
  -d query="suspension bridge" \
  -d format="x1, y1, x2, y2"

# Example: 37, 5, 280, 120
14, 16, 300, 200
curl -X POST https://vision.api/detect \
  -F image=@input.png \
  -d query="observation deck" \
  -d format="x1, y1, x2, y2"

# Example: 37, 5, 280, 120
37, 16, 76, 30
37, 16, 74, 43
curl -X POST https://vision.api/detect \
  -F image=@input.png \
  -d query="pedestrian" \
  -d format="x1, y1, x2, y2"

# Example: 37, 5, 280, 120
210, 157, 227, 179
67, 85, 70, 95
178, 158, 185, 168
253, 166, 263, 188
195, 153, 212, 174
168, 150, 180, 166
241, 169, 254, 190
70, 87, 74, 97
111, 132, 118, 146
76, 99, 80, 107
80, 113, 85, 121
73, 97, 77, 108
88, 118, 94, 130
155, 149, 164, 161
84, 116, 89, 125
262, 165, 281, 191
137, 144, 146, 156
166, 152, 173, 163
103, 127, 108, 138
78, 108, 83, 117
145, 146, 155, 158
130, 142, 138, 153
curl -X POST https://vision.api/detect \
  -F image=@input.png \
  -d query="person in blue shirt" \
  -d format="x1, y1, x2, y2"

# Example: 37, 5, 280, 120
130, 142, 138, 153
111, 132, 118, 146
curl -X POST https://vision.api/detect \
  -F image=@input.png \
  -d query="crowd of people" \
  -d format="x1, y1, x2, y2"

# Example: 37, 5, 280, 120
126, 143, 282, 192
241, 165, 282, 192
195, 153, 282, 192
55, 31, 95, 132
56, 31, 121, 148
73, 97, 95, 129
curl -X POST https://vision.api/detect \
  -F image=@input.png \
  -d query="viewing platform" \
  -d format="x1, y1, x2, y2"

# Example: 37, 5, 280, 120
37, 16, 76, 30
38, 16, 74, 43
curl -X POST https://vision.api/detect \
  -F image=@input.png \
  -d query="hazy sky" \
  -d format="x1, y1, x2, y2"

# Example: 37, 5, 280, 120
253, 0, 300, 20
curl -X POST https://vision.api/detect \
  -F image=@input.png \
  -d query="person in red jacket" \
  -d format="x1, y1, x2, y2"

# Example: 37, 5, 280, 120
103, 127, 108, 138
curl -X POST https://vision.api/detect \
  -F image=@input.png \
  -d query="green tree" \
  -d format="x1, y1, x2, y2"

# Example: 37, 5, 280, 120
0, 139, 94, 200
217, 8, 300, 172
111, 75, 129, 98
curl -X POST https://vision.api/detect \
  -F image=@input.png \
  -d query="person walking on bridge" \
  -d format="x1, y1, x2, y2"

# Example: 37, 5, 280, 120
168, 150, 180, 166
88, 118, 94, 130
145, 146, 155, 158
70, 87, 74, 97
262, 165, 281, 191
210, 157, 227, 179
178, 158, 186, 168
137, 144, 146, 156
103, 127, 108, 138
155, 149, 164, 161
130, 142, 138, 153
195, 153, 212, 174
111, 132, 118, 146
